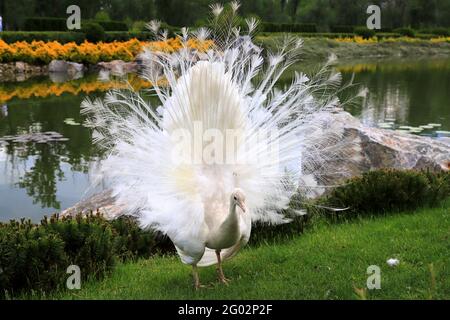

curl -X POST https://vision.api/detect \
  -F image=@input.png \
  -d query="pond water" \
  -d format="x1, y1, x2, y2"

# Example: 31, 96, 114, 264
0, 57, 449, 222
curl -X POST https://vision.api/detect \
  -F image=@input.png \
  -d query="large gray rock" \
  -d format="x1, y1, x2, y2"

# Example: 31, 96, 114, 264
96, 60, 138, 76
48, 60, 85, 79
60, 112, 449, 219
332, 112, 449, 172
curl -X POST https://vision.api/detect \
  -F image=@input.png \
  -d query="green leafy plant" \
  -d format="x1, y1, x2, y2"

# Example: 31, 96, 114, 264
81, 22, 105, 43
394, 27, 416, 37
321, 169, 449, 218
354, 27, 376, 39
0, 212, 163, 297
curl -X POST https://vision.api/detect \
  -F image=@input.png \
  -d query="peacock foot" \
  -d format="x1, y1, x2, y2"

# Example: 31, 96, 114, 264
218, 274, 231, 285
195, 283, 207, 290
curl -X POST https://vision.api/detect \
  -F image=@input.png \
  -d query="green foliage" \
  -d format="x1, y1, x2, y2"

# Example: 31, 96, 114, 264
103, 32, 154, 42
23, 18, 68, 32
322, 169, 450, 218
40, 213, 116, 278
0, 219, 69, 295
93, 20, 128, 32
130, 21, 148, 33
22, 17, 127, 32
330, 25, 355, 33
0, 213, 160, 297
354, 27, 376, 39
109, 216, 158, 261
426, 28, 450, 37
94, 11, 111, 22
81, 23, 105, 43
0, 31, 154, 44
0, 32, 86, 44
261, 22, 317, 33
394, 28, 416, 38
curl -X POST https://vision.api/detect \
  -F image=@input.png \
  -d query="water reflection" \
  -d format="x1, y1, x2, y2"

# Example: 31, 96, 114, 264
338, 58, 450, 131
0, 90, 100, 220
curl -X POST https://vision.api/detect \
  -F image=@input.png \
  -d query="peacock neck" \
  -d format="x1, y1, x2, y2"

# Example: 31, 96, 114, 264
219, 201, 239, 232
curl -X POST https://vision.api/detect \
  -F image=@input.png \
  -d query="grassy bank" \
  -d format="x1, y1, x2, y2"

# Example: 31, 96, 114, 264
256, 36, 450, 61
40, 199, 450, 300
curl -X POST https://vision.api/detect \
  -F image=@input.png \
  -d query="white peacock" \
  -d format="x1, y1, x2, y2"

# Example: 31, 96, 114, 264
82, 1, 347, 289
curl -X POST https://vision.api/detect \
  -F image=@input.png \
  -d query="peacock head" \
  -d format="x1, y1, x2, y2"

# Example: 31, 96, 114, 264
231, 188, 247, 213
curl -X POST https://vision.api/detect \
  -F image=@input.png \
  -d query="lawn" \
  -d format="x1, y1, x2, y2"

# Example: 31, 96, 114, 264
45, 200, 449, 300
255, 36, 450, 61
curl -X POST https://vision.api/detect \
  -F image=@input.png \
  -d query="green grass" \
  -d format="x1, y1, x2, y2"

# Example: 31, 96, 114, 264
39, 201, 450, 300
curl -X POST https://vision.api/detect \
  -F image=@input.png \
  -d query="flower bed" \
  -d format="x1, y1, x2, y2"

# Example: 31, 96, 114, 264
0, 38, 213, 65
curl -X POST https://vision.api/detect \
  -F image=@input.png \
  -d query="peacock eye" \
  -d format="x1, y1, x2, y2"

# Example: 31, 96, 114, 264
234, 196, 237, 200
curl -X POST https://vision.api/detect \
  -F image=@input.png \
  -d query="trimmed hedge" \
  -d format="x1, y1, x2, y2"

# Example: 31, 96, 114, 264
322, 169, 450, 218
258, 32, 354, 39
0, 31, 86, 44
354, 27, 376, 39
394, 27, 416, 37
104, 31, 155, 42
261, 22, 317, 33
0, 31, 156, 44
93, 20, 128, 32
82, 22, 105, 43
330, 25, 355, 33
23, 17, 127, 32
24, 18, 68, 32
0, 212, 161, 297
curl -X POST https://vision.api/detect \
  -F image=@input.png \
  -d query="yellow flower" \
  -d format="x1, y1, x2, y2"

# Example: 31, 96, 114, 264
0, 38, 213, 64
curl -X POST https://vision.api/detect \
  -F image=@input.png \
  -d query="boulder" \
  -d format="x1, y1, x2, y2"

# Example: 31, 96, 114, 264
96, 60, 138, 76
48, 60, 85, 78
60, 112, 450, 219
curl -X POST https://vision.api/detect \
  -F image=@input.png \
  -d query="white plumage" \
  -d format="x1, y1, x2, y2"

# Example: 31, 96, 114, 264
81, 3, 347, 288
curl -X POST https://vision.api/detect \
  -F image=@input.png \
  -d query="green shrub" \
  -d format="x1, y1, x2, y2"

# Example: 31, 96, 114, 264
0, 219, 68, 296
94, 11, 111, 22
321, 169, 450, 218
110, 216, 158, 260
394, 27, 416, 37
23, 17, 127, 32
419, 28, 449, 37
330, 25, 355, 33
24, 18, 67, 31
0, 31, 155, 44
130, 21, 147, 33
0, 212, 162, 297
82, 22, 105, 43
354, 27, 376, 39
103, 31, 154, 42
94, 20, 128, 32
376, 32, 402, 39
261, 22, 317, 33
0, 31, 86, 44
41, 213, 116, 278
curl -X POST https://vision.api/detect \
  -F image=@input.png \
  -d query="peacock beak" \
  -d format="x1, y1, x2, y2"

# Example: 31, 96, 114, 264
237, 201, 247, 213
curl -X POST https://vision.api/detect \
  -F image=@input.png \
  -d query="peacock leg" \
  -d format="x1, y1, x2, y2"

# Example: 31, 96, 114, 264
215, 250, 230, 285
192, 265, 204, 289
